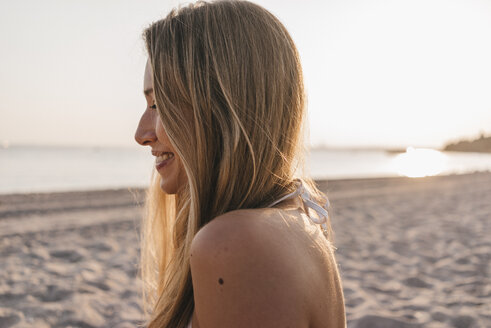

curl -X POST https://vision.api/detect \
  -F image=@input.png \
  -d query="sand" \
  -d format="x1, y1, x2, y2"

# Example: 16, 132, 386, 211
1, 172, 490, 327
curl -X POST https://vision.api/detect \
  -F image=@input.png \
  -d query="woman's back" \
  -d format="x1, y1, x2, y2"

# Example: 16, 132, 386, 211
188, 196, 346, 328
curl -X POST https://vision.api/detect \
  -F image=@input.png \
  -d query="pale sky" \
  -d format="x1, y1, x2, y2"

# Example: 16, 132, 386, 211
1, 0, 490, 149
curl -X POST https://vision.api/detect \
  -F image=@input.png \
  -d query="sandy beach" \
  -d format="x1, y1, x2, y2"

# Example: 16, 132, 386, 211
1, 172, 490, 327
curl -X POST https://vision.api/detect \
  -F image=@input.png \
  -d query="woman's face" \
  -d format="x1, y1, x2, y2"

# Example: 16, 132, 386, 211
134, 60, 187, 194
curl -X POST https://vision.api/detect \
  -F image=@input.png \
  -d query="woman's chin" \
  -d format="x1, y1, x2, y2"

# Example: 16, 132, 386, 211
160, 177, 178, 195
157, 160, 187, 195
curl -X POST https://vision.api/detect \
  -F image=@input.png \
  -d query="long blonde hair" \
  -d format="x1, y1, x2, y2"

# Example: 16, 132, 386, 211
141, 1, 332, 327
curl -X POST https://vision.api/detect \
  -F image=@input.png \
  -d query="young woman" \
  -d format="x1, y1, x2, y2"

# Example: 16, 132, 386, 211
134, 1, 346, 327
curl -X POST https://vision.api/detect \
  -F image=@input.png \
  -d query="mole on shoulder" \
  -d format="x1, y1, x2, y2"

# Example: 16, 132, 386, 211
218, 278, 224, 285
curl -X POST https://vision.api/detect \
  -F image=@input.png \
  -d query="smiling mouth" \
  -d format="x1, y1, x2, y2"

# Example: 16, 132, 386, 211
156, 152, 174, 162
155, 152, 175, 170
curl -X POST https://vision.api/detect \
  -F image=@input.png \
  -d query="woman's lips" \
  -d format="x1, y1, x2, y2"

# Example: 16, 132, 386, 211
155, 153, 175, 171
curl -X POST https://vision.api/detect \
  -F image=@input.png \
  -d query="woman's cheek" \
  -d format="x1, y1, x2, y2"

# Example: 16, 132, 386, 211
155, 117, 172, 145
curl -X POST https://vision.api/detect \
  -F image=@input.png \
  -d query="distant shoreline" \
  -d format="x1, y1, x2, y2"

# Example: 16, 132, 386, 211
311, 134, 491, 154
443, 134, 491, 153
4, 141, 490, 154
1, 171, 489, 197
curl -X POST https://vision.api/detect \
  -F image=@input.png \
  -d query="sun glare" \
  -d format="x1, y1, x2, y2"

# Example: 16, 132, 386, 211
392, 147, 448, 178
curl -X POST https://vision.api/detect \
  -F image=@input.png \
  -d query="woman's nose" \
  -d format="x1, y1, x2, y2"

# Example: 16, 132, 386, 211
135, 111, 157, 146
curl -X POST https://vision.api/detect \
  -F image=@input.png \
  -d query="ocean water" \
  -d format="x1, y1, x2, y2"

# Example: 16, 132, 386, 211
1, 145, 491, 194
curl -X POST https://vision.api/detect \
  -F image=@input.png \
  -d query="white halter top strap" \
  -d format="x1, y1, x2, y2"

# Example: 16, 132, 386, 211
267, 179, 330, 237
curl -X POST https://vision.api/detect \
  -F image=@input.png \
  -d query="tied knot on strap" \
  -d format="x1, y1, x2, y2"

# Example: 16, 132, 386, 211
268, 179, 330, 238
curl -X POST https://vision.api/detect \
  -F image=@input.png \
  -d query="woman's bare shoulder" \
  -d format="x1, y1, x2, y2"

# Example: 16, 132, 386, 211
190, 207, 312, 274
193, 208, 281, 242
189, 208, 310, 327
190, 208, 301, 280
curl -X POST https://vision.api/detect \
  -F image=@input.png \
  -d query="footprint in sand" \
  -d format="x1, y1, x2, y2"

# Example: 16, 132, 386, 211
352, 315, 423, 328
49, 249, 84, 263
0, 293, 25, 305
0, 308, 24, 327
34, 285, 73, 302
402, 277, 433, 289
451, 315, 476, 328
